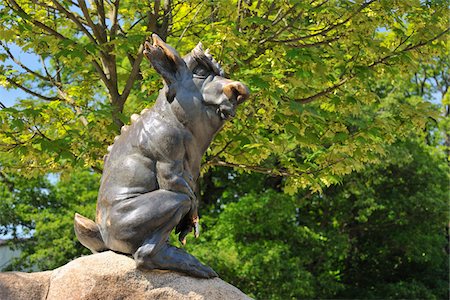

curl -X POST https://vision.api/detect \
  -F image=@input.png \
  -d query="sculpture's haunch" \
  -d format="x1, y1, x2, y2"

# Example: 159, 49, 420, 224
74, 34, 249, 278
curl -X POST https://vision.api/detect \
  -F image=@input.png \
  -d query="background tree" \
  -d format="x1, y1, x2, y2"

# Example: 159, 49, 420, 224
0, 0, 447, 184
183, 60, 449, 298
0, 169, 98, 270
185, 138, 448, 299
0, 0, 448, 299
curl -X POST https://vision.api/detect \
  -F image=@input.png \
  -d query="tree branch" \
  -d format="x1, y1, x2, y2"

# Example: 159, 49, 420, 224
109, 0, 120, 40
77, 0, 118, 96
49, 0, 98, 46
368, 28, 449, 70
147, 0, 161, 34
94, 0, 107, 30
92, 0, 108, 43
269, 0, 376, 43
0, 42, 50, 82
5, 77, 60, 101
295, 28, 449, 104
51, 82, 89, 126
7, 0, 67, 40
3, 36, 90, 125
120, 43, 144, 104
127, 15, 146, 32
38, 55, 89, 123
292, 36, 340, 48
204, 157, 347, 178
258, 4, 301, 44
78, 0, 105, 43
205, 159, 292, 177
6, 0, 115, 96
176, 1, 204, 46
297, 78, 348, 104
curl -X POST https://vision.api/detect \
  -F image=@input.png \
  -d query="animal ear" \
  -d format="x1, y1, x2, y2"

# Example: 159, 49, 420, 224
190, 42, 225, 77
143, 34, 187, 95
191, 42, 204, 57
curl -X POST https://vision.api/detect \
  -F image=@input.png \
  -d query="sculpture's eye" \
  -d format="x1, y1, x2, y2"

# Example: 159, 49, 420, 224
193, 65, 209, 78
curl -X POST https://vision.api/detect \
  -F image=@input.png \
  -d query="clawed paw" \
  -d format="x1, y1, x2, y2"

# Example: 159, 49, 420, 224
176, 216, 199, 245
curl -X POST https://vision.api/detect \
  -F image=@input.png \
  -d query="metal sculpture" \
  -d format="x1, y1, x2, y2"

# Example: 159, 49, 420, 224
74, 34, 249, 278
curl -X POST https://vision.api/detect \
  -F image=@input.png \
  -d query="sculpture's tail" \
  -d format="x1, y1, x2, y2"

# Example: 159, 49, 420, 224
74, 213, 107, 253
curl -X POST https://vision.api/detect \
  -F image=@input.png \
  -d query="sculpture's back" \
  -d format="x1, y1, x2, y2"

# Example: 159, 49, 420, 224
74, 34, 249, 278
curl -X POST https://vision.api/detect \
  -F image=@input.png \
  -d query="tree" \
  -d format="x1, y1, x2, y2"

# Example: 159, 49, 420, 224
333, 142, 448, 299
0, 0, 448, 189
183, 139, 448, 299
0, 170, 98, 271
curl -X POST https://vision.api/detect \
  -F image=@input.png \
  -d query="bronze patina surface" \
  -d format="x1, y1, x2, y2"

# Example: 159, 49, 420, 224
74, 34, 249, 278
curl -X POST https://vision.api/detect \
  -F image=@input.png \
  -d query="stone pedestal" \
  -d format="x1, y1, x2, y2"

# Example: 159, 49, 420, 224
0, 251, 251, 300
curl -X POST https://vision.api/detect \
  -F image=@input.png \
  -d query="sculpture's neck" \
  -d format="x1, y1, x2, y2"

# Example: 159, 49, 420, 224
155, 92, 221, 154
187, 110, 221, 155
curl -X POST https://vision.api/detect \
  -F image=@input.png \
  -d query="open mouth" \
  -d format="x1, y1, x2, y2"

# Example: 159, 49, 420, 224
217, 106, 236, 120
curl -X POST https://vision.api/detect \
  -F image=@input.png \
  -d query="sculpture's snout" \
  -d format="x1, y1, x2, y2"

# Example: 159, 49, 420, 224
223, 81, 250, 105
205, 80, 250, 121
203, 79, 249, 120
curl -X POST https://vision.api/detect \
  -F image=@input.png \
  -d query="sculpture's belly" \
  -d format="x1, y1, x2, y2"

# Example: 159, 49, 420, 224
99, 153, 157, 202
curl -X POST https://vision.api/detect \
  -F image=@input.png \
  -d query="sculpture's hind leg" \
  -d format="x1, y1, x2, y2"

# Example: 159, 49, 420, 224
133, 208, 218, 278
131, 191, 217, 278
106, 190, 217, 278
138, 242, 218, 278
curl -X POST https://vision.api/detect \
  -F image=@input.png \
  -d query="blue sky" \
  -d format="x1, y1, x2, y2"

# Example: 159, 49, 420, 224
1, 87, 27, 107
1, 44, 41, 107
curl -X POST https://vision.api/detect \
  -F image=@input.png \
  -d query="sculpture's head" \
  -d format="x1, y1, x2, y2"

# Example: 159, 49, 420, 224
143, 34, 249, 129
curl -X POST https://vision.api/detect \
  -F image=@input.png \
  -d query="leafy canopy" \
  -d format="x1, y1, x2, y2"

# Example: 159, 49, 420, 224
0, 0, 448, 191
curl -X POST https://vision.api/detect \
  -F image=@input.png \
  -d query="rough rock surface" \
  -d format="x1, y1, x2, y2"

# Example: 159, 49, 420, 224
0, 251, 251, 300
0, 271, 51, 300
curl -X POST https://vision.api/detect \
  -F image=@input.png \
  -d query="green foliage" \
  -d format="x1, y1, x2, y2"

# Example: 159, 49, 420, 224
332, 141, 449, 299
0, 170, 99, 270
0, 0, 448, 190
0, 174, 53, 240
190, 191, 345, 299
187, 141, 449, 299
